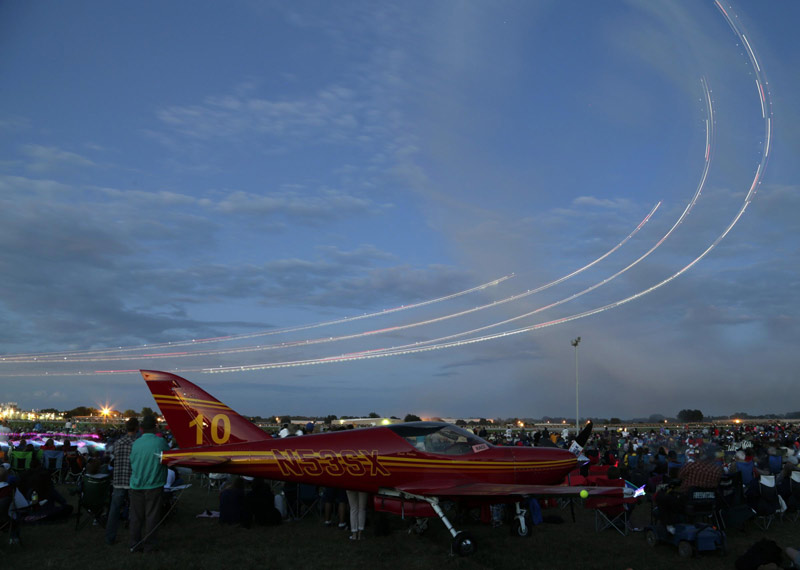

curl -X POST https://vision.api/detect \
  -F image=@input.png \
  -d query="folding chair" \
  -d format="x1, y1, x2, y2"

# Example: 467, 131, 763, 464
754, 475, 781, 530
736, 460, 756, 487
1, 485, 32, 545
205, 472, 228, 493
786, 471, 800, 523
284, 483, 321, 520
718, 471, 743, 508
683, 487, 721, 528
42, 450, 64, 485
583, 479, 634, 536
162, 483, 191, 521
62, 452, 84, 485
589, 499, 629, 535
8, 451, 33, 476
768, 455, 782, 476
0, 494, 14, 541
75, 474, 111, 530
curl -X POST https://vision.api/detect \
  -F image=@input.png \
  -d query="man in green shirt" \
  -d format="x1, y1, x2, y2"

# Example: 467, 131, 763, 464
129, 414, 169, 553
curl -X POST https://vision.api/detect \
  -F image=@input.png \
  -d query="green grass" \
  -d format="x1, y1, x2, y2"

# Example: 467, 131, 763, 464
3, 479, 796, 570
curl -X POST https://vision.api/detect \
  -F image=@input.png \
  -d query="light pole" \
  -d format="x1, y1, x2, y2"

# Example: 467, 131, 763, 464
571, 337, 581, 433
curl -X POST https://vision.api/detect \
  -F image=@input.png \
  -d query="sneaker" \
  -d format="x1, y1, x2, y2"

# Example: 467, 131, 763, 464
338, 522, 348, 529
324, 520, 333, 526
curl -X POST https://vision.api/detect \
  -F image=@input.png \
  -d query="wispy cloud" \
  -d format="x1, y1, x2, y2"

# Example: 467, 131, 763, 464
20, 144, 95, 172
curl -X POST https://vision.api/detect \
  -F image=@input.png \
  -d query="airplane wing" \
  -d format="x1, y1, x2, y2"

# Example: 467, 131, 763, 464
396, 482, 624, 498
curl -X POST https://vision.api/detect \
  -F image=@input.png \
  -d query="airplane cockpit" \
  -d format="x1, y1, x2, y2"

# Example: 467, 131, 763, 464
387, 422, 490, 455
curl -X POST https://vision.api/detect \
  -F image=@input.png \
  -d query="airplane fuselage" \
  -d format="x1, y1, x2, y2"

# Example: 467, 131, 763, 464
162, 425, 577, 494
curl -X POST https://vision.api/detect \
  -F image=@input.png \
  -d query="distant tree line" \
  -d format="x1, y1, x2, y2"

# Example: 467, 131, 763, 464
677, 409, 704, 422
54, 406, 800, 424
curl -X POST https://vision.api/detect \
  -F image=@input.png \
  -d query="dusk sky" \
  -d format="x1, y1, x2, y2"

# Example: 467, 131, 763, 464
1, 1, 797, 421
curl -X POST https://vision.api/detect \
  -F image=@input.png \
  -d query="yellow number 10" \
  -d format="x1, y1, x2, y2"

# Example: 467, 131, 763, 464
189, 413, 231, 445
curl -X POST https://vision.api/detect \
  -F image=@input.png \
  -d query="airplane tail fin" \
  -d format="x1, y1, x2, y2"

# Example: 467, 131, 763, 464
140, 370, 268, 448
575, 420, 593, 448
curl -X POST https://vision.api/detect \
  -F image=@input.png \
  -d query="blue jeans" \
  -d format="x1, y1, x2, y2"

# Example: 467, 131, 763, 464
105, 487, 129, 544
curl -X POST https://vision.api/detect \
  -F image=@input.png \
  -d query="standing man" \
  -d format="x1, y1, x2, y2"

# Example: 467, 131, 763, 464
129, 414, 169, 553
105, 417, 138, 545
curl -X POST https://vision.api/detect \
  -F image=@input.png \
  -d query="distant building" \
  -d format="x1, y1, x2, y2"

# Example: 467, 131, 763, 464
331, 418, 402, 428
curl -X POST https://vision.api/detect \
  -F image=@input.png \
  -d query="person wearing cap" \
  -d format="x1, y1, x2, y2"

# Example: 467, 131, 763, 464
105, 416, 139, 545
128, 414, 169, 553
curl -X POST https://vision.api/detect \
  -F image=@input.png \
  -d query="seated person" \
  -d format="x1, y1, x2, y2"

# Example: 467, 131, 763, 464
165, 466, 184, 489
655, 447, 722, 524
248, 478, 281, 526
14, 459, 73, 522
219, 476, 248, 527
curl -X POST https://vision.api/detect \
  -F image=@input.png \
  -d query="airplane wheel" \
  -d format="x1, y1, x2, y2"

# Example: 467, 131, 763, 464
452, 531, 476, 556
512, 519, 531, 537
677, 540, 693, 558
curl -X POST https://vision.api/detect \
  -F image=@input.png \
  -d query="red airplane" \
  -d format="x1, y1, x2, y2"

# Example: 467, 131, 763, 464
141, 369, 623, 555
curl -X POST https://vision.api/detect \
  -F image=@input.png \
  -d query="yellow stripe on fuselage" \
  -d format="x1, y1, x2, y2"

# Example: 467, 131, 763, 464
153, 394, 231, 411
163, 450, 573, 472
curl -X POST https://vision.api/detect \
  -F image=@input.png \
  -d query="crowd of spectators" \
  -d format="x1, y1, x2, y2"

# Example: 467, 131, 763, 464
2, 416, 799, 564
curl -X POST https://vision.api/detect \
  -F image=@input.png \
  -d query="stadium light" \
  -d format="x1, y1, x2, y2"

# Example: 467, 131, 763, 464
571, 337, 581, 433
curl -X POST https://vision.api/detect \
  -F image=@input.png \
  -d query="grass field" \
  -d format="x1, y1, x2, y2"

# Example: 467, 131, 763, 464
3, 478, 796, 570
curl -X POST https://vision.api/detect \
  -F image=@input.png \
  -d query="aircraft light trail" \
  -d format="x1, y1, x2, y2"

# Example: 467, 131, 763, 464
0, 1, 773, 381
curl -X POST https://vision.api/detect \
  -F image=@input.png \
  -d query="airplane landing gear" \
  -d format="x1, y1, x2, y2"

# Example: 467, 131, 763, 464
512, 518, 531, 537
511, 502, 531, 537
418, 494, 478, 556
381, 490, 487, 556
451, 531, 476, 556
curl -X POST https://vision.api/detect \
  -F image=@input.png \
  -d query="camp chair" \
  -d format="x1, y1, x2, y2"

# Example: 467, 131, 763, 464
666, 460, 683, 480
583, 479, 633, 536
42, 449, 64, 485
8, 450, 33, 475
785, 471, 800, 523
683, 487, 721, 528
205, 472, 228, 493
75, 474, 111, 530
0, 485, 33, 545
284, 482, 321, 520
62, 452, 84, 485
716, 471, 755, 530
736, 460, 756, 487
162, 483, 191, 521
753, 475, 781, 530
0, 492, 15, 541
768, 454, 782, 475
718, 471, 743, 508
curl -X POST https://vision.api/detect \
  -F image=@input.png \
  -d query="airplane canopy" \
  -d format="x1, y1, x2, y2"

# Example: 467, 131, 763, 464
387, 422, 490, 455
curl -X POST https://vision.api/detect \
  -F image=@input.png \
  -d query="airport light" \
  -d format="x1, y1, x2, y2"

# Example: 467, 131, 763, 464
571, 337, 581, 433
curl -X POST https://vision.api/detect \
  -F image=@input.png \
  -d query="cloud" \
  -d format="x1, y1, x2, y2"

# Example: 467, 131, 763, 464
0, 174, 472, 352
214, 188, 380, 223
20, 144, 95, 172
155, 83, 373, 150
573, 196, 635, 210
